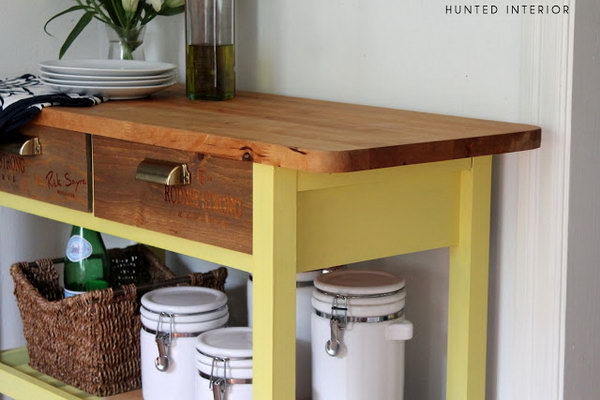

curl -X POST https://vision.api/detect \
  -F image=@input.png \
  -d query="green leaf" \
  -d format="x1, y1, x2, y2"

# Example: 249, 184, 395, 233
140, 3, 158, 25
158, 5, 184, 16
99, 0, 122, 26
59, 11, 95, 59
133, 1, 144, 21
44, 5, 88, 36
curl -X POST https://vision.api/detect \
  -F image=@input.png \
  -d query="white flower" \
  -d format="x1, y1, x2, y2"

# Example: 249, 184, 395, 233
165, 0, 184, 7
122, 0, 139, 13
146, 0, 163, 12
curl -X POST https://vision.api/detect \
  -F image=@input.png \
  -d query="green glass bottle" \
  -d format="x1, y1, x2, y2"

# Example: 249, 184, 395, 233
63, 227, 110, 298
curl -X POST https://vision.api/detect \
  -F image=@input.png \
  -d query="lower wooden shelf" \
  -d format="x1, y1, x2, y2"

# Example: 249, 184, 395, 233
0, 348, 141, 400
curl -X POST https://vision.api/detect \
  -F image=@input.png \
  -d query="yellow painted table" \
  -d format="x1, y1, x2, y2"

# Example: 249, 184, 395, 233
0, 87, 541, 400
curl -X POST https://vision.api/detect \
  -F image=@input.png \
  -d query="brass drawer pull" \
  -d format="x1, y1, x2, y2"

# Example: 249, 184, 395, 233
0, 134, 42, 156
135, 159, 191, 186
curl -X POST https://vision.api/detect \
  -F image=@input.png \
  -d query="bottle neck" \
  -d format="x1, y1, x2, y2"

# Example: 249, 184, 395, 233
71, 226, 101, 238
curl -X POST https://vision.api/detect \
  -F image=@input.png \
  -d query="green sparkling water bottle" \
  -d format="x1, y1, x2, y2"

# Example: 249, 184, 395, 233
63, 227, 110, 298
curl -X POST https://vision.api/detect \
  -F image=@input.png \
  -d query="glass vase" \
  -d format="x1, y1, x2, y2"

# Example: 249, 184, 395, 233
106, 25, 146, 61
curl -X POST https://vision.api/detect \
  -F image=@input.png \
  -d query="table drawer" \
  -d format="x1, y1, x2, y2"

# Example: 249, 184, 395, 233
0, 126, 91, 211
93, 137, 253, 253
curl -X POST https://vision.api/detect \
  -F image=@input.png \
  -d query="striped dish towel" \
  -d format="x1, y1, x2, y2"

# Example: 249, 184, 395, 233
0, 74, 104, 134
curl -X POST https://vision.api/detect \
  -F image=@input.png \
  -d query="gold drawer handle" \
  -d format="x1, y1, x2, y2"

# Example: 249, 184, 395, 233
135, 159, 191, 186
0, 134, 42, 156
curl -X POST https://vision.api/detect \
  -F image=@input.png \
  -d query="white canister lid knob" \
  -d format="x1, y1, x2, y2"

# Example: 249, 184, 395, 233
141, 286, 227, 315
314, 270, 405, 296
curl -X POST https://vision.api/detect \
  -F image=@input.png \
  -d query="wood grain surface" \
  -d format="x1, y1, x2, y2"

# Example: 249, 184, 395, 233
105, 389, 141, 399
93, 137, 253, 253
34, 86, 541, 173
0, 126, 91, 211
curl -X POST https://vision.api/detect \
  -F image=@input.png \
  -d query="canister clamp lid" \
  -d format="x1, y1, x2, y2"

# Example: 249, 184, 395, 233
196, 349, 253, 362
198, 370, 252, 385
200, 348, 253, 400
199, 369, 252, 400
315, 308, 405, 323
315, 287, 405, 300
141, 325, 205, 338
314, 270, 405, 296
141, 286, 227, 315
141, 304, 228, 317
196, 327, 253, 360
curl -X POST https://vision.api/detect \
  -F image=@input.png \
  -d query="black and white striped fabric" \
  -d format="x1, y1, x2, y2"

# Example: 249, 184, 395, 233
0, 74, 104, 134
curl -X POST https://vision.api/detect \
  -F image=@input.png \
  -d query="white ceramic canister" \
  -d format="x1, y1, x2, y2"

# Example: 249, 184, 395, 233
311, 270, 414, 400
195, 327, 253, 400
247, 270, 321, 400
141, 287, 229, 400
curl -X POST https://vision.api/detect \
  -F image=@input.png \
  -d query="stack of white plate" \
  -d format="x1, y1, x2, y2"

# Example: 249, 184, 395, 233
39, 59, 177, 100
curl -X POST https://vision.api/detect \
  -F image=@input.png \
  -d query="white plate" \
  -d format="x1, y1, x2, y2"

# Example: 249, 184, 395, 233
40, 70, 175, 82
44, 80, 176, 100
41, 76, 175, 88
40, 59, 176, 77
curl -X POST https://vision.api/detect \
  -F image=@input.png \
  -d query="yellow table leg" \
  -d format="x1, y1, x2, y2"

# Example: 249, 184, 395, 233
252, 164, 298, 400
447, 156, 492, 400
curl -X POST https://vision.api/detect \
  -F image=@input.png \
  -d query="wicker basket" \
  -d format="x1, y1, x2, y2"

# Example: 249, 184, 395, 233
10, 244, 227, 396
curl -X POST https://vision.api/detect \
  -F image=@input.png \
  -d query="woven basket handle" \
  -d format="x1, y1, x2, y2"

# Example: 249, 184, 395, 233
12, 259, 62, 302
111, 267, 229, 297
188, 267, 228, 292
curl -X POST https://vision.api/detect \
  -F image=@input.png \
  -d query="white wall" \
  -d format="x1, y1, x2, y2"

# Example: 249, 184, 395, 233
0, 0, 104, 76
0, 211, 69, 349
0, 1, 577, 399
236, 0, 522, 118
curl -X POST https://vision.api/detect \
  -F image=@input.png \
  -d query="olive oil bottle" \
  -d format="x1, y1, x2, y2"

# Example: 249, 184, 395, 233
186, 44, 235, 100
185, 0, 235, 101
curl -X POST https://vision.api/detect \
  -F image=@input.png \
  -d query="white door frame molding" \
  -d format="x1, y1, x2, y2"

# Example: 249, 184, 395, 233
487, 1, 574, 399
